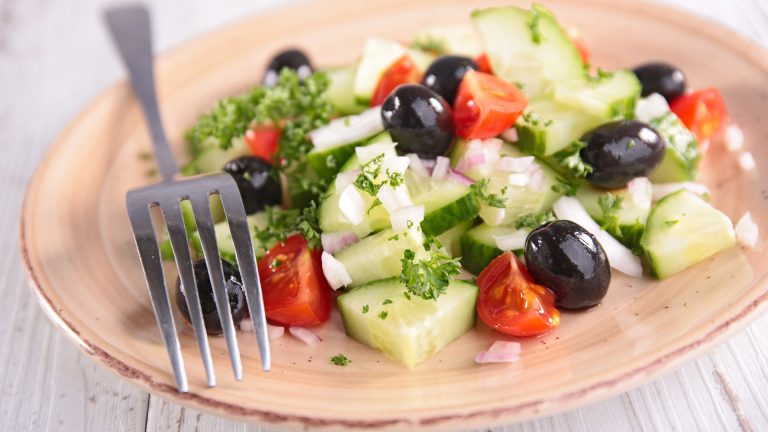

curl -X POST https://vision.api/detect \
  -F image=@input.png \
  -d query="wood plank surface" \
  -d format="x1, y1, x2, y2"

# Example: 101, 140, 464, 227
1, 0, 766, 430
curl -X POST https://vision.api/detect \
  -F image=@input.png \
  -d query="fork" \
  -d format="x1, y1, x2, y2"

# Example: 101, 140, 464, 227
105, 4, 270, 393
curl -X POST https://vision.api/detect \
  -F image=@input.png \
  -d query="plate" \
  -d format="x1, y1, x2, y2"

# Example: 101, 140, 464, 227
19, 0, 768, 430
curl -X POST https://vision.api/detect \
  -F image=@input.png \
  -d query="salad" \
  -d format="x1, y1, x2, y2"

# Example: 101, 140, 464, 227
160, 4, 759, 368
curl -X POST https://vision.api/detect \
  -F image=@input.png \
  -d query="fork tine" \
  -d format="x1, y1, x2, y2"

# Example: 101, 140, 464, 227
217, 183, 272, 372
160, 198, 217, 387
189, 192, 243, 381
126, 193, 188, 392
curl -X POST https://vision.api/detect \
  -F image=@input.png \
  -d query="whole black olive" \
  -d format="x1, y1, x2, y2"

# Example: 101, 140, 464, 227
223, 156, 282, 214
381, 84, 455, 158
525, 220, 611, 310
580, 120, 666, 189
421, 55, 478, 104
176, 259, 247, 335
632, 62, 686, 102
263, 48, 313, 87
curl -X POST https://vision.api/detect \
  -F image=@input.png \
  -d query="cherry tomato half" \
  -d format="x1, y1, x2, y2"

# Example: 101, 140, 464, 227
475, 52, 493, 74
370, 54, 422, 107
258, 234, 332, 327
453, 70, 528, 139
670, 87, 729, 145
245, 125, 281, 163
476, 252, 560, 337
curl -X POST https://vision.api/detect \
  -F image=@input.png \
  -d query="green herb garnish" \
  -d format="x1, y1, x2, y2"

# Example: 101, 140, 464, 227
400, 249, 461, 300
382, 299, 393, 305
514, 212, 556, 230
598, 194, 624, 233
410, 37, 446, 54
331, 354, 351, 366
471, 178, 507, 208
378, 311, 389, 320
552, 141, 593, 178
362, 305, 369, 314
529, 8, 543, 44
253, 202, 322, 250
664, 219, 679, 227
551, 177, 578, 196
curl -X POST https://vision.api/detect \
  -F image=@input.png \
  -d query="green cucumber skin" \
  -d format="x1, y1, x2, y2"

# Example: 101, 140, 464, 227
421, 192, 480, 237
647, 112, 700, 182
460, 232, 523, 275
307, 141, 360, 181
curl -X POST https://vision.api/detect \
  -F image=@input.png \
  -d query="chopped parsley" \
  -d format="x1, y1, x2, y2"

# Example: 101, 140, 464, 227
551, 177, 578, 196
378, 311, 389, 320
403, 292, 412, 300
253, 202, 322, 250
514, 212, 556, 230
587, 67, 615, 82
331, 354, 351, 366
410, 37, 446, 54
521, 111, 542, 126
528, 8, 544, 44
664, 219, 679, 227
626, 139, 637, 150
400, 249, 461, 300
471, 178, 507, 208
598, 194, 624, 233
354, 153, 405, 212
552, 141, 593, 178
423, 236, 443, 252
362, 305, 370, 314
382, 299, 393, 305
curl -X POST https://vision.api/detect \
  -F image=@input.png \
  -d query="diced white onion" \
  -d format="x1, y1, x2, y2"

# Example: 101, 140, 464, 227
432, 156, 451, 181
739, 151, 756, 171
528, 166, 545, 191
634, 93, 670, 122
496, 156, 535, 173
735, 212, 759, 249
480, 205, 506, 227
377, 184, 412, 213
288, 326, 322, 346
267, 324, 285, 341
494, 229, 529, 251
381, 155, 410, 175
448, 169, 476, 186
334, 170, 360, 191
309, 106, 384, 151
652, 182, 710, 201
456, 138, 502, 173
338, 185, 365, 225
390, 205, 425, 232
475, 341, 522, 364
320, 231, 359, 254
507, 172, 531, 187
553, 196, 643, 277
501, 127, 519, 142
355, 142, 397, 164
407, 154, 428, 177
724, 124, 744, 152
627, 177, 652, 209
321, 251, 352, 290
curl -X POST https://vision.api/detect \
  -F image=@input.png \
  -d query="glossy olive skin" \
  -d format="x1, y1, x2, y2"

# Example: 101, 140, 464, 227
633, 62, 686, 102
263, 48, 313, 86
223, 156, 282, 214
176, 259, 246, 335
381, 84, 455, 158
421, 55, 478, 104
580, 120, 666, 189
525, 220, 611, 310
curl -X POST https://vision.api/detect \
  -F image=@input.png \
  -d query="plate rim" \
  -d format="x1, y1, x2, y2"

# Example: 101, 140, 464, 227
18, 0, 768, 428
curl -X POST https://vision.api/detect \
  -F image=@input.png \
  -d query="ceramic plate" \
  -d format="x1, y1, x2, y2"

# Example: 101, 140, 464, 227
20, 0, 768, 430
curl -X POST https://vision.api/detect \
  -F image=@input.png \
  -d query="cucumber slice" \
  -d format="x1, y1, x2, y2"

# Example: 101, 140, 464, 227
640, 190, 735, 279
180, 195, 226, 232
553, 70, 640, 119
410, 24, 483, 57
307, 128, 390, 182
182, 136, 249, 175
353, 38, 407, 104
436, 220, 473, 257
460, 224, 525, 274
334, 228, 427, 287
325, 67, 368, 115
407, 48, 437, 72
405, 170, 480, 236
576, 186, 650, 249
647, 111, 700, 182
189, 212, 274, 263
337, 278, 478, 368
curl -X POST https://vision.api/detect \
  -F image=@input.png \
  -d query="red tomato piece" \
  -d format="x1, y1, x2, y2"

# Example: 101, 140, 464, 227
257, 234, 332, 327
476, 252, 560, 337
245, 125, 281, 163
670, 87, 729, 144
370, 54, 422, 107
453, 70, 528, 139
475, 52, 493, 74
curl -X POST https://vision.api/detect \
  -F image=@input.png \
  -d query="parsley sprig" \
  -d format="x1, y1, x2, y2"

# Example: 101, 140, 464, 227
553, 141, 593, 178
354, 153, 405, 212
400, 249, 461, 300
471, 178, 507, 208
514, 212, 556, 230
598, 194, 624, 234
253, 202, 322, 250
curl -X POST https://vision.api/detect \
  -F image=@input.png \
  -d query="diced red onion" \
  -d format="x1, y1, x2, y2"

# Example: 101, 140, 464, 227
553, 196, 643, 277
432, 156, 451, 181
390, 204, 425, 232
488, 340, 522, 354
377, 184, 412, 213
320, 231, 358, 254
321, 251, 352, 290
501, 127, 519, 142
267, 324, 285, 341
627, 177, 652, 209
496, 156, 535, 173
309, 106, 384, 151
724, 124, 744, 152
475, 341, 522, 364
338, 185, 365, 225
406, 154, 428, 177
462, 152, 487, 170
288, 326, 322, 346
735, 212, 759, 249
652, 182, 709, 201
448, 169, 476, 186
494, 229, 529, 251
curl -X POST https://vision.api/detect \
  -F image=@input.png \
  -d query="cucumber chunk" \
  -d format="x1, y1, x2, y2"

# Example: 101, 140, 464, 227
307, 131, 391, 182
182, 136, 249, 175
436, 220, 473, 257
410, 24, 483, 57
337, 278, 478, 368
647, 111, 700, 182
405, 170, 479, 236
325, 67, 368, 115
576, 185, 650, 249
334, 228, 427, 288
460, 224, 525, 274
353, 38, 407, 104
640, 190, 736, 279
189, 212, 274, 263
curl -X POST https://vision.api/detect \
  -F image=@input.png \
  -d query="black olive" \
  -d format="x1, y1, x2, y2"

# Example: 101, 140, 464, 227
580, 120, 666, 189
524, 220, 611, 310
381, 84, 455, 158
632, 62, 686, 102
223, 156, 281, 214
421, 55, 477, 104
176, 259, 247, 335
263, 48, 313, 87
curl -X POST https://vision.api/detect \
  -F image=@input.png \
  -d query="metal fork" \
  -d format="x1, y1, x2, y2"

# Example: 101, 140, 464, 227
105, 4, 270, 393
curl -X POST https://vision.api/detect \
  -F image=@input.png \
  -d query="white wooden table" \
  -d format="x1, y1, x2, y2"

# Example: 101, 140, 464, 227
2, 0, 767, 430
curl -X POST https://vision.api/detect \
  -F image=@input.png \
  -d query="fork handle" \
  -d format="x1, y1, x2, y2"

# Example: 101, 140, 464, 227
105, 5, 178, 182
